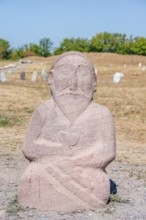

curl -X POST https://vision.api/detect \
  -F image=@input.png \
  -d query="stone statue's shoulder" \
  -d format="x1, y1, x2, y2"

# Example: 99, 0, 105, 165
91, 102, 113, 119
34, 99, 54, 120
37, 99, 53, 112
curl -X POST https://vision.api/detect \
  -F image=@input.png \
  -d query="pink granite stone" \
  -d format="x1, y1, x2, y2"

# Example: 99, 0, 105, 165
18, 51, 116, 212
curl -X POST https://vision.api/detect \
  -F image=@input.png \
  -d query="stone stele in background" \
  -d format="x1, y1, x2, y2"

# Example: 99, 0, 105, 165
18, 51, 116, 212
20, 71, 25, 80
31, 70, 38, 82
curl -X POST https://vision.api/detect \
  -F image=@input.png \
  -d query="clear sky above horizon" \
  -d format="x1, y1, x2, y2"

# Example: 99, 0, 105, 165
0, 0, 146, 50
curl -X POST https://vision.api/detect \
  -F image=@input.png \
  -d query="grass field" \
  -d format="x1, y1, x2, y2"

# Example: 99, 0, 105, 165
0, 52, 146, 165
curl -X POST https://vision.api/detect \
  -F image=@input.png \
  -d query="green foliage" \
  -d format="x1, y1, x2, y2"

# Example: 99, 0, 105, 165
110, 194, 129, 203
6, 38, 53, 59
54, 38, 90, 55
9, 47, 25, 60
90, 32, 133, 54
1, 33, 146, 59
39, 38, 53, 57
21, 39, 53, 57
131, 37, 146, 55
0, 117, 10, 127
0, 115, 20, 127
6, 195, 22, 214
116, 41, 132, 54
29, 43, 40, 55
0, 38, 10, 59
90, 32, 110, 52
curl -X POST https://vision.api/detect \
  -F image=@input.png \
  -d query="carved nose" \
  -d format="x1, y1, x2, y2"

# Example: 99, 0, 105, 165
70, 77, 77, 91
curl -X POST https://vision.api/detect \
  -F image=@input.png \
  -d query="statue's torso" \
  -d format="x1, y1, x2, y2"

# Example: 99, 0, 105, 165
35, 99, 111, 159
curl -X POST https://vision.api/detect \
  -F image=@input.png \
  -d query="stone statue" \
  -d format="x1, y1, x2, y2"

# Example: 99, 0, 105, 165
18, 51, 116, 212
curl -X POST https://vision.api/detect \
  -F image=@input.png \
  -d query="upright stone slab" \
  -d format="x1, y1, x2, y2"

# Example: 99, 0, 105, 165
31, 70, 38, 82
41, 68, 48, 81
113, 72, 123, 83
0, 71, 7, 82
18, 51, 116, 212
20, 71, 25, 80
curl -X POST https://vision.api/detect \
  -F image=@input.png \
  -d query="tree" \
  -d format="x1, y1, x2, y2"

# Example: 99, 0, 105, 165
54, 38, 90, 55
29, 43, 40, 55
0, 38, 10, 59
9, 47, 25, 60
39, 38, 53, 57
130, 37, 146, 55
73, 38, 90, 52
90, 32, 131, 54
90, 33, 107, 52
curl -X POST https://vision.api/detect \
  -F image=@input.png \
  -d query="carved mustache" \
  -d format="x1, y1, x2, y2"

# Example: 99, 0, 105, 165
54, 90, 92, 99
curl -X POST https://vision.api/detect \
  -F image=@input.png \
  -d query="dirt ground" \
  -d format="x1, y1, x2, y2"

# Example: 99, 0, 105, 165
0, 53, 146, 219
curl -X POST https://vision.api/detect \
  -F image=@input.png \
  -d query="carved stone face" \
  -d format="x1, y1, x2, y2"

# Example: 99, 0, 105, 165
49, 53, 96, 122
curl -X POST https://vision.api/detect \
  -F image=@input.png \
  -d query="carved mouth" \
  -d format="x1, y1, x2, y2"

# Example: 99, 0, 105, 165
55, 91, 91, 99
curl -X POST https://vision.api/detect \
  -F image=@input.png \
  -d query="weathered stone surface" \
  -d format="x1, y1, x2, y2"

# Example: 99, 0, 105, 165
31, 70, 38, 82
18, 51, 116, 212
0, 71, 7, 82
41, 68, 48, 81
20, 71, 25, 80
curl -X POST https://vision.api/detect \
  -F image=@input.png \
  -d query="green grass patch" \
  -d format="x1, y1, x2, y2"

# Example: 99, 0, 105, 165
6, 195, 22, 214
23, 107, 34, 114
0, 115, 21, 127
110, 194, 129, 203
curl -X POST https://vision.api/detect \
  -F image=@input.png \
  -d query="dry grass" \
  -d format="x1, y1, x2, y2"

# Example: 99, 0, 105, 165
0, 53, 146, 165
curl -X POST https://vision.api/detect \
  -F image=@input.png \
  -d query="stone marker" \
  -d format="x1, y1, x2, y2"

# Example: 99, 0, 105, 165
31, 70, 38, 82
141, 66, 146, 71
113, 72, 123, 83
41, 68, 48, 81
18, 51, 116, 212
8, 69, 12, 74
0, 71, 7, 82
20, 71, 25, 80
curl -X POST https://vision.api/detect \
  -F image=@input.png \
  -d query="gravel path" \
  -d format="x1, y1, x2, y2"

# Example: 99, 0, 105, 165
0, 154, 146, 220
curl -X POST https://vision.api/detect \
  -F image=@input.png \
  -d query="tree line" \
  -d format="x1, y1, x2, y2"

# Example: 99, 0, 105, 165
1, 32, 146, 60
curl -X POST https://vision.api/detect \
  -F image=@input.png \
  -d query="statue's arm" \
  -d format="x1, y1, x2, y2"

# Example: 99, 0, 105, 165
73, 107, 116, 169
23, 107, 62, 162
22, 109, 44, 161
96, 107, 116, 168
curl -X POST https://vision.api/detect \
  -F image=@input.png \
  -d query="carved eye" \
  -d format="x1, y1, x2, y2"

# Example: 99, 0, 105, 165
53, 65, 74, 91
76, 66, 92, 92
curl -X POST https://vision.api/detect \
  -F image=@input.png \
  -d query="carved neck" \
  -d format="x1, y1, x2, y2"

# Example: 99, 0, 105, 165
52, 93, 92, 123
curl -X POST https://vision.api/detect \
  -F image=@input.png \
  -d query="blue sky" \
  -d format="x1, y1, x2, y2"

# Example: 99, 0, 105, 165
0, 0, 146, 50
